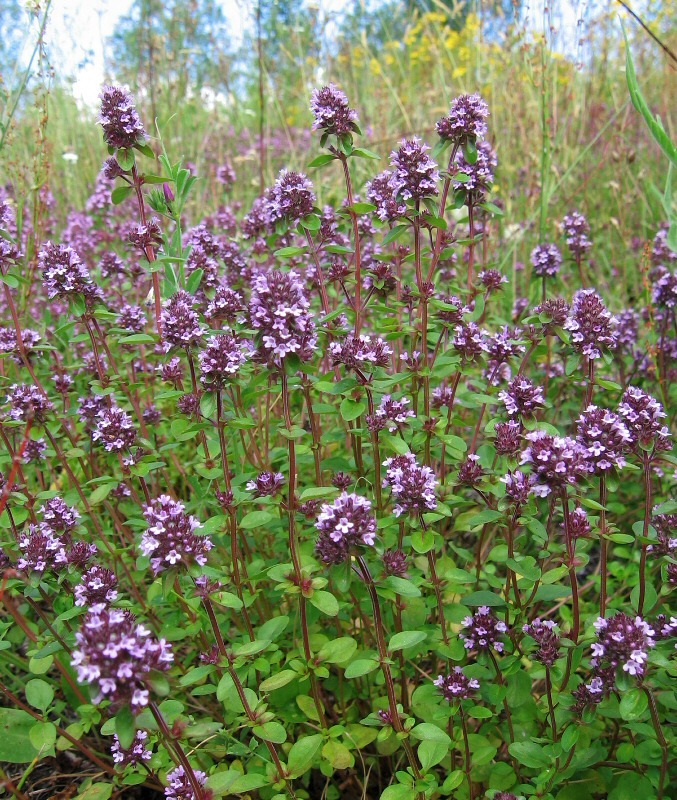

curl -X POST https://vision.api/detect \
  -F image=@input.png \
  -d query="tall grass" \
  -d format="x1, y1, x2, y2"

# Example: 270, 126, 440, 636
1, 2, 675, 302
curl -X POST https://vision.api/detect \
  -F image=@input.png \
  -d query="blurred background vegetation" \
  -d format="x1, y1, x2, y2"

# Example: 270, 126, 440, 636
0, 0, 675, 295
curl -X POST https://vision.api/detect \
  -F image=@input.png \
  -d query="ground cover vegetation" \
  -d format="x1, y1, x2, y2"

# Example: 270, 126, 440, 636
0, 2, 675, 799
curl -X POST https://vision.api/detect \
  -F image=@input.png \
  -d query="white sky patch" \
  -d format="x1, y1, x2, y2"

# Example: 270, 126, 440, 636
29, 0, 642, 107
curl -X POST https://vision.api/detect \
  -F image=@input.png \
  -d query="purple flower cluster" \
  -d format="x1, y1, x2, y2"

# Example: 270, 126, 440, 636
461, 606, 508, 653
522, 618, 561, 666
249, 269, 317, 363
6, 384, 53, 424
141, 496, 212, 575
310, 84, 359, 136
592, 613, 656, 677
205, 284, 244, 323
452, 141, 496, 197
388, 138, 439, 202
520, 431, 590, 497
199, 334, 249, 390
494, 420, 522, 456
17, 525, 62, 574
436, 93, 489, 142
575, 405, 630, 472
562, 210, 592, 257
530, 243, 562, 278
457, 454, 485, 487
617, 387, 671, 452
564, 289, 618, 360
648, 514, 677, 557
498, 376, 544, 418
330, 334, 392, 374
246, 471, 285, 497
453, 322, 486, 363
92, 405, 137, 452
72, 604, 173, 709
366, 395, 414, 432
382, 453, 437, 517
162, 291, 204, 349
98, 85, 147, 150
365, 170, 407, 222
652, 270, 677, 309
572, 666, 616, 712
165, 765, 209, 800
315, 492, 377, 565
265, 170, 315, 224
434, 667, 480, 701
39, 242, 103, 306
501, 470, 532, 508
111, 730, 152, 766
73, 562, 118, 606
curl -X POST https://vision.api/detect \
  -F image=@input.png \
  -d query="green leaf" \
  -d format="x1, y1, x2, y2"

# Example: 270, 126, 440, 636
233, 639, 270, 657
111, 185, 133, 205
508, 740, 552, 769
296, 694, 321, 722
351, 147, 381, 160
344, 658, 379, 679
259, 670, 297, 692
89, 483, 116, 506
240, 510, 274, 529
308, 590, 339, 616
287, 733, 323, 776
411, 722, 451, 745
29, 720, 56, 752
75, 784, 114, 800
388, 630, 427, 652
623, 25, 677, 168
462, 591, 505, 607
186, 267, 203, 295
380, 785, 417, 800
25, 678, 54, 712
619, 688, 648, 721
308, 154, 336, 168
252, 721, 287, 743
274, 246, 306, 258
340, 397, 365, 421
418, 739, 448, 771
318, 636, 357, 664
382, 576, 421, 597
0, 708, 41, 763
206, 771, 269, 796
411, 527, 435, 553
116, 148, 136, 171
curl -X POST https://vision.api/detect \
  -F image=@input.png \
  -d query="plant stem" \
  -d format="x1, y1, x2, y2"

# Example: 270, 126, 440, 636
637, 452, 652, 615
150, 702, 205, 800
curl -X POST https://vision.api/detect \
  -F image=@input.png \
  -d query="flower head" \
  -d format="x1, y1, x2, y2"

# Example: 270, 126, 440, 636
617, 387, 671, 452
434, 667, 480, 701
310, 84, 359, 136
592, 613, 655, 677
165, 765, 209, 800
501, 470, 532, 508
266, 170, 315, 224
576, 405, 630, 473
520, 431, 590, 497
39, 497, 79, 534
249, 269, 317, 364
162, 290, 204, 349
39, 242, 103, 306
92, 405, 137, 452
6, 384, 52, 424
530, 243, 562, 278
315, 492, 377, 565
460, 606, 508, 653
522, 618, 561, 666
564, 289, 618, 360
330, 334, 392, 375
72, 604, 173, 709
436, 93, 489, 142
498, 376, 544, 418
562, 210, 591, 257
199, 334, 249, 390
389, 138, 439, 202
494, 420, 522, 456
141, 496, 212, 575
382, 453, 437, 518
74, 564, 119, 607
453, 140, 496, 197
246, 471, 285, 497
365, 170, 407, 221
111, 730, 151, 767
98, 85, 147, 150
366, 395, 414, 433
